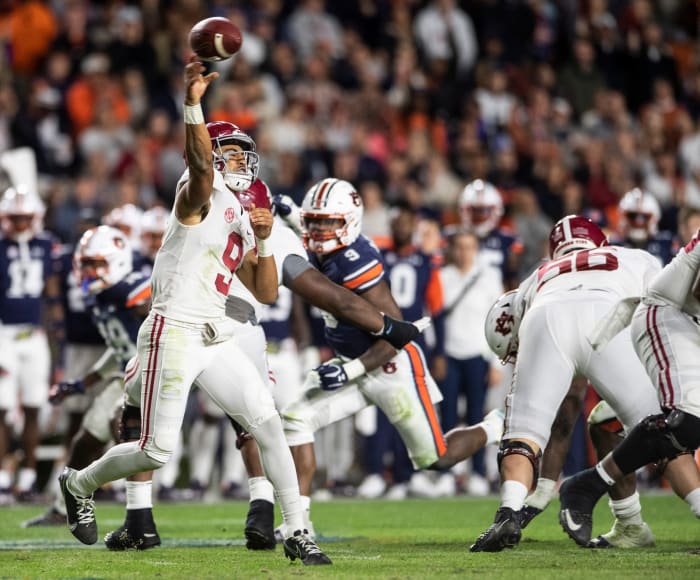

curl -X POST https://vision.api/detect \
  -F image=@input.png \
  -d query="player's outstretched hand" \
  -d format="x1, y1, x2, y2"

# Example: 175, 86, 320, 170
315, 362, 349, 391
49, 380, 85, 405
184, 56, 219, 105
375, 314, 432, 350
271, 195, 303, 234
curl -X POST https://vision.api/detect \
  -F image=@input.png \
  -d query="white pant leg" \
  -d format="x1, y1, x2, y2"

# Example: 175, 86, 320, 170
70, 314, 218, 496
359, 343, 445, 469
632, 303, 700, 416
584, 324, 661, 430
8, 328, 51, 408
62, 344, 106, 414
81, 375, 125, 443
504, 303, 576, 450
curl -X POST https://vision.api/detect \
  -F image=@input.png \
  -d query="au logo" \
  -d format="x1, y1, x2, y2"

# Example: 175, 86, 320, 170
495, 311, 514, 336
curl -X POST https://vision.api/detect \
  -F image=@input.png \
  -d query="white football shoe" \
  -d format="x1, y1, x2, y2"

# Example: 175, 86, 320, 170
357, 474, 387, 499
588, 520, 656, 548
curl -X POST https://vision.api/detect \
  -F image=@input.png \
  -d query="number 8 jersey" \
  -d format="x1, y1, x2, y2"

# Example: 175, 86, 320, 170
150, 170, 257, 323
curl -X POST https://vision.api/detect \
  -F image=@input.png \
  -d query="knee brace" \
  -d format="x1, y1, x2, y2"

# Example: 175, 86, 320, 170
613, 410, 700, 475
119, 405, 141, 443
228, 416, 253, 450
498, 440, 542, 482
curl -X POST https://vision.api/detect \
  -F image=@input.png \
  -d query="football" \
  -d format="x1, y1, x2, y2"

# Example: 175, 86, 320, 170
188, 17, 242, 62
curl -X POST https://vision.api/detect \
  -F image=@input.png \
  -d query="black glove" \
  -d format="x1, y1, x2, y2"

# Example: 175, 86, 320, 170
315, 362, 349, 391
373, 314, 424, 350
49, 379, 85, 405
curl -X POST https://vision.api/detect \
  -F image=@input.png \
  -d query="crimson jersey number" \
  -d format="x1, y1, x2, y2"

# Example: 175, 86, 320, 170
215, 231, 244, 295
536, 248, 619, 291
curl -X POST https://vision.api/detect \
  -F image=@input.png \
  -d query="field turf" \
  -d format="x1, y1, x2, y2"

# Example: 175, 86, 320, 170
1, 493, 698, 578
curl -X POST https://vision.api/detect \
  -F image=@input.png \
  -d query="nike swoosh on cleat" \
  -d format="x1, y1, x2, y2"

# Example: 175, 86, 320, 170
563, 509, 582, 532
143, 533, 157, 538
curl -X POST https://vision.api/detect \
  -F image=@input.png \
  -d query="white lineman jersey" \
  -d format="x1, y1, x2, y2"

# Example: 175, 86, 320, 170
505, 247, 663, 450
150, 170, 257, 323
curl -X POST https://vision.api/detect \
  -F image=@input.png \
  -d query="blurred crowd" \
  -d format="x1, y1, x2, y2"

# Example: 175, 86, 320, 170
2, 0, 700, 501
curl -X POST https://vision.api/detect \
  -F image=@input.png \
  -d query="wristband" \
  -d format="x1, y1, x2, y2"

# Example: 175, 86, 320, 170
342, 358, 366, 381
256, 236, 273, 258
184, 103, 204, 125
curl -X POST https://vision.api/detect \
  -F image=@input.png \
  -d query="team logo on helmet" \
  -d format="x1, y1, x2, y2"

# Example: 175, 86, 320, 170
495, 311, 514, 336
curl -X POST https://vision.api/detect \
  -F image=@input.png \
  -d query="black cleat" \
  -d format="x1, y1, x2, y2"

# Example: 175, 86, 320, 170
59, 467, 97, 545
245, 499, 276, 550
283, 529, 332, 565
470, 507, 522, 552
558, 469, 608, 547
104, 525, 161, 551
22, 507, 66, 528
520, 505, 543, 529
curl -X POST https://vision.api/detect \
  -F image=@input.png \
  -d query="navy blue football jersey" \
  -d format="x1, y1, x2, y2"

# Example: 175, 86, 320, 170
610, 231, 678, 267
0, 234, 56, 325
478, 228, 522, 284
308, 235, 385, 359
260, 286, 293, 343
87, 271, 151, 368
56, 245, 103, 344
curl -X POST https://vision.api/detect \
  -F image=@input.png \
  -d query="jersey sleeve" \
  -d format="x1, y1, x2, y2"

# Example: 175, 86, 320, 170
341, 254, 384, 292
125, 274, 151, 308
425, 266, 444, 316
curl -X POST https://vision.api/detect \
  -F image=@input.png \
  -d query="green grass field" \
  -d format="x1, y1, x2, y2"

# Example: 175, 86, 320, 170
1, 494, 699, 579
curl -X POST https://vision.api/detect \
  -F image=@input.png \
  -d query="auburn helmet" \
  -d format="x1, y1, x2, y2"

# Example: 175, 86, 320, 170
458, 179, 504, 238
618, 188, 660, 243
300, 178, 363, 254
549, 215, 608, 260
73, 225, 132, 293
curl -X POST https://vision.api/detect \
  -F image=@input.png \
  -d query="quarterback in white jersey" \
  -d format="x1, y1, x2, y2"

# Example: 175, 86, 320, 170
57, 58, 332, 566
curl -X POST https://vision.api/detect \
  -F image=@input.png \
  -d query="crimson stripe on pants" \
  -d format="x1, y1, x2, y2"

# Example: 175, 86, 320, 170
140, 314, 164, 449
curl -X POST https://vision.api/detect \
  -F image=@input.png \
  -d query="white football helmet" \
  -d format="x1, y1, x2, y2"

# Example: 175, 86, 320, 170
300, 178, 363, 254
459, 179, 504, 238
207, 121, 259, 192
103, 203, 144, 250
618, 188, 660, 243
140, 206, 170, 260
0, 185, 46, 241
74, 225, 132, 293
484, 290, 520, 364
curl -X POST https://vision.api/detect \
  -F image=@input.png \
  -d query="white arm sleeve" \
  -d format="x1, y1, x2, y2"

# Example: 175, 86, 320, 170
646, 238, 700, 308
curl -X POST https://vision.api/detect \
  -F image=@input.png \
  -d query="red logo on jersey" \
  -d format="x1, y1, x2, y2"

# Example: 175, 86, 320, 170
382, 362, 397, 374
495, 312, 514, 336
224, 207, 235, 223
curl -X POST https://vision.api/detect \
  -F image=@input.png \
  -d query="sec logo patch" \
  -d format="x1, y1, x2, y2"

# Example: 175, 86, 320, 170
224, 207, 235, 223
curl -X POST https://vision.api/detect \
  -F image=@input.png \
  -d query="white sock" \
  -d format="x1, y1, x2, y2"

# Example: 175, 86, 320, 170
301, 494, 312, 528
17, 467, 36, 492
275, 488, 304, 536
126, 481, 153, 510
525, 477, 557, 510
479, 417, 503, 446
684, 488, 700, 518
608, 491, 643, 525
248, 477, 274, 503
501, 480, 529, 511
0, 469, 11, 489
